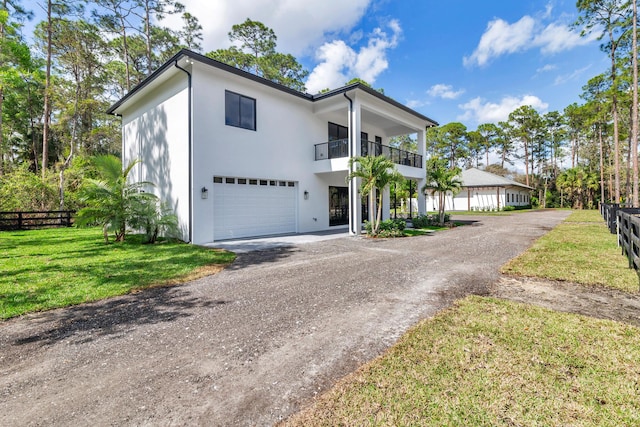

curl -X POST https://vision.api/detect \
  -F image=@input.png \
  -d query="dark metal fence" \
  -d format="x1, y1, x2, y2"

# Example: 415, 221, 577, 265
601, 203, 640, 287
600, 203, 639, 233
314, 139, 423, 168
617, 210, 640, 284
0, 211, 75, 231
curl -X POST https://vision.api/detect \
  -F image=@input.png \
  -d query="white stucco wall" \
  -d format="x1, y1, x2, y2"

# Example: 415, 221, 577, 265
117, 57, 431, 244
120, 73, 191, 241
426, 186, 531, 212
190, 63, 331, 243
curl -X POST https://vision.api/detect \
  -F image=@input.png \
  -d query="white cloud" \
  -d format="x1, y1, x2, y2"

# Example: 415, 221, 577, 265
428, 83, 465, 100
458, 95, 549, 124
304, 40, 356, 93
533, 23, 598, 54
536, 64, 557, 73
463, 16, 536, 67
305, 20, 402, 93
406, 99, 428, 109
161, 0, 372, 56
554, 65, 591, 85
464, 10, 597, 67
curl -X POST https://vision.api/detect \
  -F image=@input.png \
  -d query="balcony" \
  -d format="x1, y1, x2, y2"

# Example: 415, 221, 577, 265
314, 139, 423, 168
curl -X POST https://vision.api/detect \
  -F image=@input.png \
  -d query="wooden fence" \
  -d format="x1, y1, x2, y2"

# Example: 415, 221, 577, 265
601, 203, 640, 286
0, 210, 75, 231
601, 203, 634, 233
617, 210, 640, 277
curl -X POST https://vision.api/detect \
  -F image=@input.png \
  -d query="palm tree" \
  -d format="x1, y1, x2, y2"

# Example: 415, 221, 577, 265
422, 156, 462, 225
347, 155, 402, 235
558, 167, 585, 209
76, 155, 158, 242
585, 169, 600, 209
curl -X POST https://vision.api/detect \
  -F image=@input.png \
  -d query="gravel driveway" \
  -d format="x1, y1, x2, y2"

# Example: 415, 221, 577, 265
0, 210, 571, 426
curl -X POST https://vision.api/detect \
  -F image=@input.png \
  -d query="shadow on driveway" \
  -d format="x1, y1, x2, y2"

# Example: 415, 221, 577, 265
11, 286, 226, 347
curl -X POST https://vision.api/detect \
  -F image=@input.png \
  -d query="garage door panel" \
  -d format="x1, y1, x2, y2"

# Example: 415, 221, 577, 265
213, 179, 297, 240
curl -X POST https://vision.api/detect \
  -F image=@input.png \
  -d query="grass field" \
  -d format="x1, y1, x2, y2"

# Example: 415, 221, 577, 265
283, 209, 640, 426
0, 227, 235, 319
284, 296, 640, 426
502, 210, 637, 293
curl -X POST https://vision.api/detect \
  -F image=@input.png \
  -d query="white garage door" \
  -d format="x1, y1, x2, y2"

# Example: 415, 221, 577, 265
213, 177, 297, 240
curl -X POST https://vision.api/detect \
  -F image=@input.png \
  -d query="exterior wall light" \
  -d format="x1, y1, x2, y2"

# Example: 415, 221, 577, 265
304, 190, 309, 200
201, 187, 208, 199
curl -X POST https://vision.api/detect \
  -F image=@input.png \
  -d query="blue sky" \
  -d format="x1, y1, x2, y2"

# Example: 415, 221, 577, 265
159, 0, 606, 128
27, 0, 607, 129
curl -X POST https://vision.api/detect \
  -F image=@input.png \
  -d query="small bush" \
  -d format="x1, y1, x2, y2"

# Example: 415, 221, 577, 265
503, 205, 515, 211
365, 218, 406, 237
411, 214, 433, 228
412, 213, 450, 228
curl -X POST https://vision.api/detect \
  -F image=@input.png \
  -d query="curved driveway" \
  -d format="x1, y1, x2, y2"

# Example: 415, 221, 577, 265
0, 210, 571, 426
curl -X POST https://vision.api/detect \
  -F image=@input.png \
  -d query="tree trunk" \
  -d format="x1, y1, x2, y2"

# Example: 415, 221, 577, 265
24, 76, 39, 174
0, 87, 4, 176
0, 7, 4, 176
121, 15, 131, 91
599, 124, 605, 203
523, 138, 530, 187
608, 155, 613, 202
376, 191, 383, 234
144, 1, 152, 75
41, 0, 53, 177
627, 110, 632, 203
59, 83, 79, 211
610, 28, 621, 203
632, 0, 639, 207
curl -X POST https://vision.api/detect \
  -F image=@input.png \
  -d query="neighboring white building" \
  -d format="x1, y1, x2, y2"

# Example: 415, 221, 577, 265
108, 49, 438, 244
426, 167, 532, 212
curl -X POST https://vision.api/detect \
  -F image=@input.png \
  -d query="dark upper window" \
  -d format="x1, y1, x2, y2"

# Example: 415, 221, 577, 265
225, 90, 256, 131
328, 122, 348, 141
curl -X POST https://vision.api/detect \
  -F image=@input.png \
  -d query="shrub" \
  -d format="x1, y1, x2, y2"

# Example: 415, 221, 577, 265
128, 200, 180, 243
411, 214, 433, 228
0, 164, 58, 211
365, 218, 406, 237
412, 213, 451, 228
503, 205, 515, 211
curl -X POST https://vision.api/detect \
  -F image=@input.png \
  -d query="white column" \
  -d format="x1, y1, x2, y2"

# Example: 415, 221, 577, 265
382, 187, 390, 221
348, 97, 362, 235
416, 128, 427, 215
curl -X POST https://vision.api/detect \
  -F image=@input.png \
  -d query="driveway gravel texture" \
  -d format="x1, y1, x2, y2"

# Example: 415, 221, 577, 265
1, 210, 572, 426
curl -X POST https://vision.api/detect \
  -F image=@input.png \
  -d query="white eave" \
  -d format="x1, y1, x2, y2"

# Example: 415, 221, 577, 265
107, 48, 439, 127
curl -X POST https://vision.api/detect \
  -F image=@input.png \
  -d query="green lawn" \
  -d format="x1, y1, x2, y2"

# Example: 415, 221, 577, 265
502, 210, 638, 293
0, 227, 235, 319
285, 296, 640, 426
283, 209, 640, 426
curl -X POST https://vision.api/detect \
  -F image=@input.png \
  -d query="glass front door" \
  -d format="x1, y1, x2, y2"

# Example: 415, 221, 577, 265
329, 186, 373, 226
329, 186, 349, 226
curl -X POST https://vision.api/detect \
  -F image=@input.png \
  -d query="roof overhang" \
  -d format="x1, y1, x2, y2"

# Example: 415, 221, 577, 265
107, 49, 439, 129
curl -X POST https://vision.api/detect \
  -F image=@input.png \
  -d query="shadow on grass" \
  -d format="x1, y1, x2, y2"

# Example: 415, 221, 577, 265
12, 285, 225, 347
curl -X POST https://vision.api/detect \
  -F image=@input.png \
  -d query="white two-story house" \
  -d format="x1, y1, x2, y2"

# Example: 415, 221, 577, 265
108, 49, 438, 244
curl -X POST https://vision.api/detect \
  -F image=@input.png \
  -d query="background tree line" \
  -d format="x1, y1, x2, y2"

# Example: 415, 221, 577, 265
0, 0, 638, 213
0, 1, 309, 212
427, 0, 639, 210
